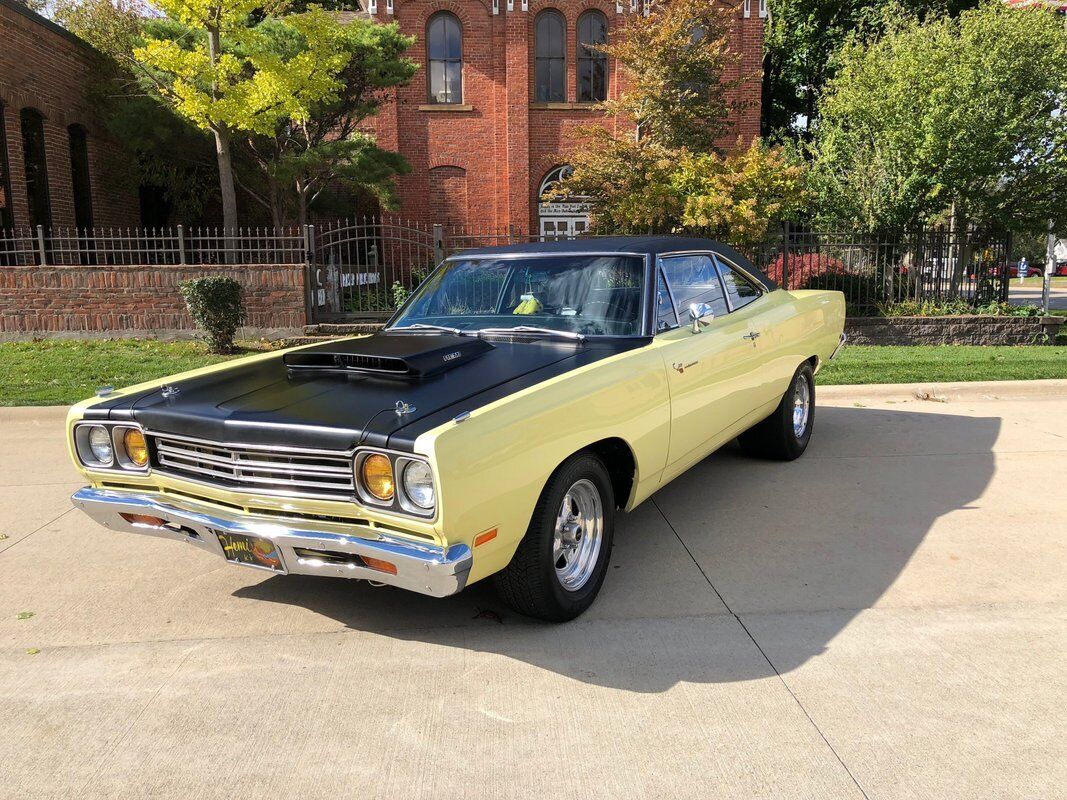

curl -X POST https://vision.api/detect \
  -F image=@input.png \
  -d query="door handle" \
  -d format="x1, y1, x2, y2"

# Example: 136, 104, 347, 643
743, 331, 761, 340
672, 361, 698, 373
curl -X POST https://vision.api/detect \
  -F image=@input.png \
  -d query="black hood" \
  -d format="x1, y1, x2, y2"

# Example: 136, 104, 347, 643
83, 332, 647, 451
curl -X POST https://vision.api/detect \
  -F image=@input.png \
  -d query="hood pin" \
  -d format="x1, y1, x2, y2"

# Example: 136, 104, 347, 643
395, 400, 416, 416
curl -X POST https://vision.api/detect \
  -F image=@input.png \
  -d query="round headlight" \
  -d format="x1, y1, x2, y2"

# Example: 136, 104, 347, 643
402, 460, 435, 510
88, 426, 114, 465
123, 428, 149, 467
360, 453, 394, 502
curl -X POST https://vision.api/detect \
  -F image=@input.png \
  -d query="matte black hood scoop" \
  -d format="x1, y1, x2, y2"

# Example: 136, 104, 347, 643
283, 333, 494, 379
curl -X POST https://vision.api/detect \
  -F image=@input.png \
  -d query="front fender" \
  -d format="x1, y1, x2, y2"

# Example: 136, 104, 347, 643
419, 345, 669, 585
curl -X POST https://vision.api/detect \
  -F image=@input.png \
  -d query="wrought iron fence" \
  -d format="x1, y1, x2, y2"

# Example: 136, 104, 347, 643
747, 223, 1011, 313
0, 218, 1011, 322
0, 225, 308, 266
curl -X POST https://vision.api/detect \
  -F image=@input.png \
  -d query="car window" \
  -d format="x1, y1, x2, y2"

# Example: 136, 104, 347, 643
656, 269, 678, 331
715, 256, 762, 311
659, 255, 728, 323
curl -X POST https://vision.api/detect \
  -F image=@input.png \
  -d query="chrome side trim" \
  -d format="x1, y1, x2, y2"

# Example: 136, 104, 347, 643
71, 487, 470, 598
830, 332, 847, 360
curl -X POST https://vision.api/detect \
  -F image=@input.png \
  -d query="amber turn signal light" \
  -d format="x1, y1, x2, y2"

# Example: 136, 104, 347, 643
474, 528, 498, 548
123, 428, 149, 467
361, 556, 398, 575
361, 453, 394, 501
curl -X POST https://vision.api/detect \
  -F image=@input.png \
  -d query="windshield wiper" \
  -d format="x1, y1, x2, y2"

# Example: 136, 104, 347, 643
387, 323, 472, 336
477, 326, 586, 343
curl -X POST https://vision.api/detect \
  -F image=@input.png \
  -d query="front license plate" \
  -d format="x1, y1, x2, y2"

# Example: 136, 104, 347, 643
215, 531, 285, 573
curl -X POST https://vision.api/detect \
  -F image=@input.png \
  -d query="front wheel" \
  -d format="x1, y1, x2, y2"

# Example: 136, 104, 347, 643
739, 363, 815, 461
493, 453, 615, 622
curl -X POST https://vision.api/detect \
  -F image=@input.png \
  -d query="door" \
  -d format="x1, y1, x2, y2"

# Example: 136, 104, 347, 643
714, 254, 790, 407
656, 254, 762, 474
539, 216, 588, 241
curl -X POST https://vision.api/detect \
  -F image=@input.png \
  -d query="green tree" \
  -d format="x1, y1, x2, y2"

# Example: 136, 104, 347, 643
131, 0, 353, 230
762, 0, 978, 139
237, 16, 416, 226
56, 0, 221, 222
598, 0, 746, 150
556, 0, 805, 246
809, 1, 1067, 238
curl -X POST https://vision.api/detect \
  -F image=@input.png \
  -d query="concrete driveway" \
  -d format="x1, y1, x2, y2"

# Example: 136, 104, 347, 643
1, 383, 1065, 799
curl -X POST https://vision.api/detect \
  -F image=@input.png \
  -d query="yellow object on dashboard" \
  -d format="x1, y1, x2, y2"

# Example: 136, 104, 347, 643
513, 295, 543, 315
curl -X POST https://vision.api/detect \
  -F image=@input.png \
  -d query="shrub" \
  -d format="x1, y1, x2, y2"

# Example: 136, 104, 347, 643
765, 252, 845, 290
798, 271, 882, 315
875, 299, 1045, 317
179, 277, 246, 353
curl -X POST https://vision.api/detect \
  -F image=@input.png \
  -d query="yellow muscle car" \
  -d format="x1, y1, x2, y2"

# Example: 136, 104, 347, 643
68, 237, 846, 621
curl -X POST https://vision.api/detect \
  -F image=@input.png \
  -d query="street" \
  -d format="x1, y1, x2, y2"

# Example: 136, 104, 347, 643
1, 383, 1065, 799
1009, 276, 1067, 310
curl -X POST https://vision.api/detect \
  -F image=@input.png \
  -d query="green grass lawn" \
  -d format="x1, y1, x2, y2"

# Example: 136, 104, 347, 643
0, 339, 1064, 406
818, 344, 1067, 385
0, 340, 269, 407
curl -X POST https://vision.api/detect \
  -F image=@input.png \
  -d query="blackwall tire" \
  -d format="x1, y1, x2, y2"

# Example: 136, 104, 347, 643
738, 363, 816, 461
493, 453, 615, 622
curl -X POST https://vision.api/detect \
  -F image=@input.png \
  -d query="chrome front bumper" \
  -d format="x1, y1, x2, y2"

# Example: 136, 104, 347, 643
71, 487, 472, 597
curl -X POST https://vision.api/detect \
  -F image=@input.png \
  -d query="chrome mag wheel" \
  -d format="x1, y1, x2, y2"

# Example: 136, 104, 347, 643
552, 478, 604, 591
792, 373, 811, 439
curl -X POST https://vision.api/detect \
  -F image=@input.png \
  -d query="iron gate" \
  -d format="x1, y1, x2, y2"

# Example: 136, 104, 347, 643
307, 219, 534, 322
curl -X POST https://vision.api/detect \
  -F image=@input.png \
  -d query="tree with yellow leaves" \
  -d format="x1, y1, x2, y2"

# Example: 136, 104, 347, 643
556, 0, 807, 247
133, 0, 353, 230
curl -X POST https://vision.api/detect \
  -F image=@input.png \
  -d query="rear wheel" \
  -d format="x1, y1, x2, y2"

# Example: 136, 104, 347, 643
739, 363, 815, 461
494, 453, 615, 622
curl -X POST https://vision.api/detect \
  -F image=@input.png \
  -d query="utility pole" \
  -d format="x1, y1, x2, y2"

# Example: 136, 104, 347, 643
1043, 218, 1054, 315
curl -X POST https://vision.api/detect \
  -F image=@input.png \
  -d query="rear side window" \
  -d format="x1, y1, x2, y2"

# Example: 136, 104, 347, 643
659, 255, 728, 322
716, 256, 761, 310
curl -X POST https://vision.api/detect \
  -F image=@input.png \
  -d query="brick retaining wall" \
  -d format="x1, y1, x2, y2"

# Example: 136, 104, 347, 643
846, 316, 1064, 346
0, 263, 306, 339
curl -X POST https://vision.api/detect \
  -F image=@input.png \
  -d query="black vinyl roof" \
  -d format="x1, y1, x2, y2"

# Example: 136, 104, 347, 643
456, 235, 777, 290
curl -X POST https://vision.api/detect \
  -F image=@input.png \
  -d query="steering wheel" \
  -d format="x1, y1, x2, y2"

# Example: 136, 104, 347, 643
580, 301, 614, 319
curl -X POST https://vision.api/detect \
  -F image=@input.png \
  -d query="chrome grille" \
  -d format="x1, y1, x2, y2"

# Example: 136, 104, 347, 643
150, 434, 354, 498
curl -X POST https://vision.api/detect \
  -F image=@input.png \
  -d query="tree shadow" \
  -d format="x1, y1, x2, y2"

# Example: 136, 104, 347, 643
234, 405, 1000, 692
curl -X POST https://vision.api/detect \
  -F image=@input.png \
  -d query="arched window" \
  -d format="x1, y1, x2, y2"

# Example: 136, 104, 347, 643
427, 12, 463, 104
535, 11, 566, 102
19, 108, 51, 231
577, 11, 608, 102
538, 164, 574, 201
68, 125, 93, 231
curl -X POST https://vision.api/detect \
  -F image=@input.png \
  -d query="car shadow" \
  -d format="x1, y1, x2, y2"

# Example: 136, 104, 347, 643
234, 405, 1000, 692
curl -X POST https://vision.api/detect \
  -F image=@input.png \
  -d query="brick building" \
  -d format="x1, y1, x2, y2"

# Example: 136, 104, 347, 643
368, 0, 765, 237
0, 0, 139, 232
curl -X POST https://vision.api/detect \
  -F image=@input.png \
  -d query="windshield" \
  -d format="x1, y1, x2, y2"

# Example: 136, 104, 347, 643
389, 255, 646, 336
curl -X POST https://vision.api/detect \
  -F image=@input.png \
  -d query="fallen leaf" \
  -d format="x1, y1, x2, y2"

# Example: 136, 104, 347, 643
25, 648, 40, 655
0, 534, 8, 540
16, 611, 34, 620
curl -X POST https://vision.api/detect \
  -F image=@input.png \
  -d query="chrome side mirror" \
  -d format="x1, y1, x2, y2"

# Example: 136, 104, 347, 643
689, 302, 714, 334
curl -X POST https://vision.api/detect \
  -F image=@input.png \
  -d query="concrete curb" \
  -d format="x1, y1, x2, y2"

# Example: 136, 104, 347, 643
0, 405, 70, 422
818, 379, 1067, 403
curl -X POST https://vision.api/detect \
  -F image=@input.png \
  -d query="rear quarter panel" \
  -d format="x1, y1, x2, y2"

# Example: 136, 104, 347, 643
756, 289, 846, 398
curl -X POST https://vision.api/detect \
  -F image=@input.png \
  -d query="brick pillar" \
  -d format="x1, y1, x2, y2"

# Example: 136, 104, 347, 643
3, 102, 30, 228
504, 10, 530, 233
43, 116, 75, 229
